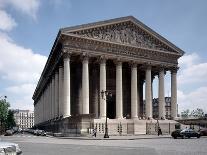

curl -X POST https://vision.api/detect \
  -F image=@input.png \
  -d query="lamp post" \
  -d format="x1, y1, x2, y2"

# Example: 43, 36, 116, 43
0, 96, 7, 102
101, 90, 112, 138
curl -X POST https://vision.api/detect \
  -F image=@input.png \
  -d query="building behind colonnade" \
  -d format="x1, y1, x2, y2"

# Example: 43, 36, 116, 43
33, 16, 184, 136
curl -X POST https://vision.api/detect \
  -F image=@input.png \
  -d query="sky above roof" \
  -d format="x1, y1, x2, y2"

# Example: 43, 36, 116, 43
0, 0, 207, 114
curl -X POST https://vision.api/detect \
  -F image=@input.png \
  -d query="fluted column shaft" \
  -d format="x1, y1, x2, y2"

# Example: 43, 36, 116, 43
82, 57, 89, 114
58, 66, 63, 117
100, 59, 106, 119
159, 69, 165, 119
171, 69, 177, 119
63, 54, 71, 117
131, 64, 138, 119
116, 61, 123, 119
49, 81, 52, 120
54, 71, 59, 117
145, 66, 152, 119
52, 76, 55, 119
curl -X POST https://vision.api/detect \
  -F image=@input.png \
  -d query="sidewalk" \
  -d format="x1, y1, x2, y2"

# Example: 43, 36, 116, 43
56, 134, 171, 140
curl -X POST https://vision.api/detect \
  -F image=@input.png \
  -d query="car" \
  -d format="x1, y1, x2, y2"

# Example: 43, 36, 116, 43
0, 141, 22, 154
171, 129, 200, 139
171, 129, 182, 139
4, 129, 14, 136
199, 128, 207, 136
180, 129, 200, 138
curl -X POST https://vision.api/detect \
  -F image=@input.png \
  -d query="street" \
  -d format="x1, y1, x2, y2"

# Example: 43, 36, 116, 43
1, 134, 207, 155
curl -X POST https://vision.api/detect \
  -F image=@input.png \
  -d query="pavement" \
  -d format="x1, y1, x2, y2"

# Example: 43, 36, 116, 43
55, 134, 172, 140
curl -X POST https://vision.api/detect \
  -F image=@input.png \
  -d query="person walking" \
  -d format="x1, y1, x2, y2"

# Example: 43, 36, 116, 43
158, 126, 162, 136
92, 128, 97, 137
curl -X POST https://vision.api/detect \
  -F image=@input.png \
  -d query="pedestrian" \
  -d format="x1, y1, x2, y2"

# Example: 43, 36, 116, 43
158, 127, 162, 136
92, 128, 97, 137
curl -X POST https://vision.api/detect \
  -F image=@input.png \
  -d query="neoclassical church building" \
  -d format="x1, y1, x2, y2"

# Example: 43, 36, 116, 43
33, 16, 184, 135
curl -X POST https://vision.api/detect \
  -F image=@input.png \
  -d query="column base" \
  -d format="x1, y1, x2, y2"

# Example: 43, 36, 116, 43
99, 116, 107, 119
131, 116, 138, 120
116, 117, 123, 119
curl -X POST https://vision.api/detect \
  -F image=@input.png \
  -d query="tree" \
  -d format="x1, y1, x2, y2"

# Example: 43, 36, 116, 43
190, 108, 205, 118
0, 98, 10, 133
6, 110, 16, 129
181, 109, 190, 118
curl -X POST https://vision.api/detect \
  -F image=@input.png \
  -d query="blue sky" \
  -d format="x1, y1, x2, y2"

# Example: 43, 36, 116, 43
0, 0, 207, 113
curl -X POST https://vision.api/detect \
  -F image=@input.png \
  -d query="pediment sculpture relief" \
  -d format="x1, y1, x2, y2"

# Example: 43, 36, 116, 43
72, 24, 172, 52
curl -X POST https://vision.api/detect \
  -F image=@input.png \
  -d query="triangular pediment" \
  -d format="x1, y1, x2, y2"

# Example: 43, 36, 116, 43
61, 16, 184, 55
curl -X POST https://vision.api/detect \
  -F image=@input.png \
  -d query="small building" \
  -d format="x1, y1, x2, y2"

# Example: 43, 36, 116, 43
143, 97, 172, 119
13, 109, 34, 129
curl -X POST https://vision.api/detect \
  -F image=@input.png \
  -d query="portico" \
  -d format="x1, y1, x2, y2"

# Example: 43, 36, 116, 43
33, 16, 184, 135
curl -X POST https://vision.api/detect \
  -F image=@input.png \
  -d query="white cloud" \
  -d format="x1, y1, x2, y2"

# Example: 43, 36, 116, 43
0, 0, 40, 20
0, 32, 47, 110
178, 87, 207, 113
0, 9, 17, 31
177, 53, 207, 113
178, 53, 207, 85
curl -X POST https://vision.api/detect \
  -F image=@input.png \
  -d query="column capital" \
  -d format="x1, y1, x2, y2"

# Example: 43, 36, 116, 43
81, 52, 90, 62
141, 62, 152, 70
62, 50, 71, 59
114, 58, 123, 66
98, 56, 107, 64
171, 66, 179, 74
129, 61, 137, 68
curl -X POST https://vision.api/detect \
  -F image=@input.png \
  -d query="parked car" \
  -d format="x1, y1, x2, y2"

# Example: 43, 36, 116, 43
33, 129, 46, 136
171, 129, 200, 139
199, 128, 207, 136
171, 129, 182, 139
180, 129, 200, 138
4, 129, 14, 136
0, 141, 22, 154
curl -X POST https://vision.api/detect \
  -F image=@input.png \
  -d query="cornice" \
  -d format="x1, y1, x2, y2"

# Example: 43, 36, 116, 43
61, 33, 180, 65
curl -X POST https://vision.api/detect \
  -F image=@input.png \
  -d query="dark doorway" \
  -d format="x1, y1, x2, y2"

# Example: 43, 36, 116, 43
107, 94, 116, 119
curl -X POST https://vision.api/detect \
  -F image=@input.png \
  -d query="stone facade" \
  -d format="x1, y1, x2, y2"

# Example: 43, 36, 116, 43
33, 16, 184, 135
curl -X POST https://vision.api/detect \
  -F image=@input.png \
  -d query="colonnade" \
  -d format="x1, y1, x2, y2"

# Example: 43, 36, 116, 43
34, 54, 178, 125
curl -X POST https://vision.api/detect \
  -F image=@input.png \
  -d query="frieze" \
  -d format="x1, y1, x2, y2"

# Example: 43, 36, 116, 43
71, 23, 175, 53
63, 37, 178, 65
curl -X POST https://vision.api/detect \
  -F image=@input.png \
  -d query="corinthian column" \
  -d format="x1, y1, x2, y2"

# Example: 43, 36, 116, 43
116, 60, 123, 119
58, 66, 63, 117
171, 68, 178, 119
131, 63, 138, 119
82, 56, 89, 114
63, 53, 71, 118
55, 71, 59, 118
99, 58, 106, 119
145, 65, 152, 119
158, 68, 165, 119
51, 75, 55, 119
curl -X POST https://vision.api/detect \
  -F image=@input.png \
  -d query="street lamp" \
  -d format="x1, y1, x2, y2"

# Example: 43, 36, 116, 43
100, 90, 112, 138
0, 95, 7, 102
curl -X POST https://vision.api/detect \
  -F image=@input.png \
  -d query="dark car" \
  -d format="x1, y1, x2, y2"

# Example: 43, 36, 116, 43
171, 129, 182, 139
171, 129, 200, 139
199, 128, 207, 136
180, 129, 200, 138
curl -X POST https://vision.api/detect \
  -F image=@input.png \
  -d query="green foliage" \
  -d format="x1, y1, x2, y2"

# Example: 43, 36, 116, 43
6, 110, 16, 129
181, 108, 205, 118
0, 99, 14, 133
0, 99, 10, 124
181, 109, 190, 118
190, 108, 205, 118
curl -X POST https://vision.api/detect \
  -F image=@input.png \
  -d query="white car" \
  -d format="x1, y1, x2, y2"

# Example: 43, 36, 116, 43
0, 141, 22, 155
